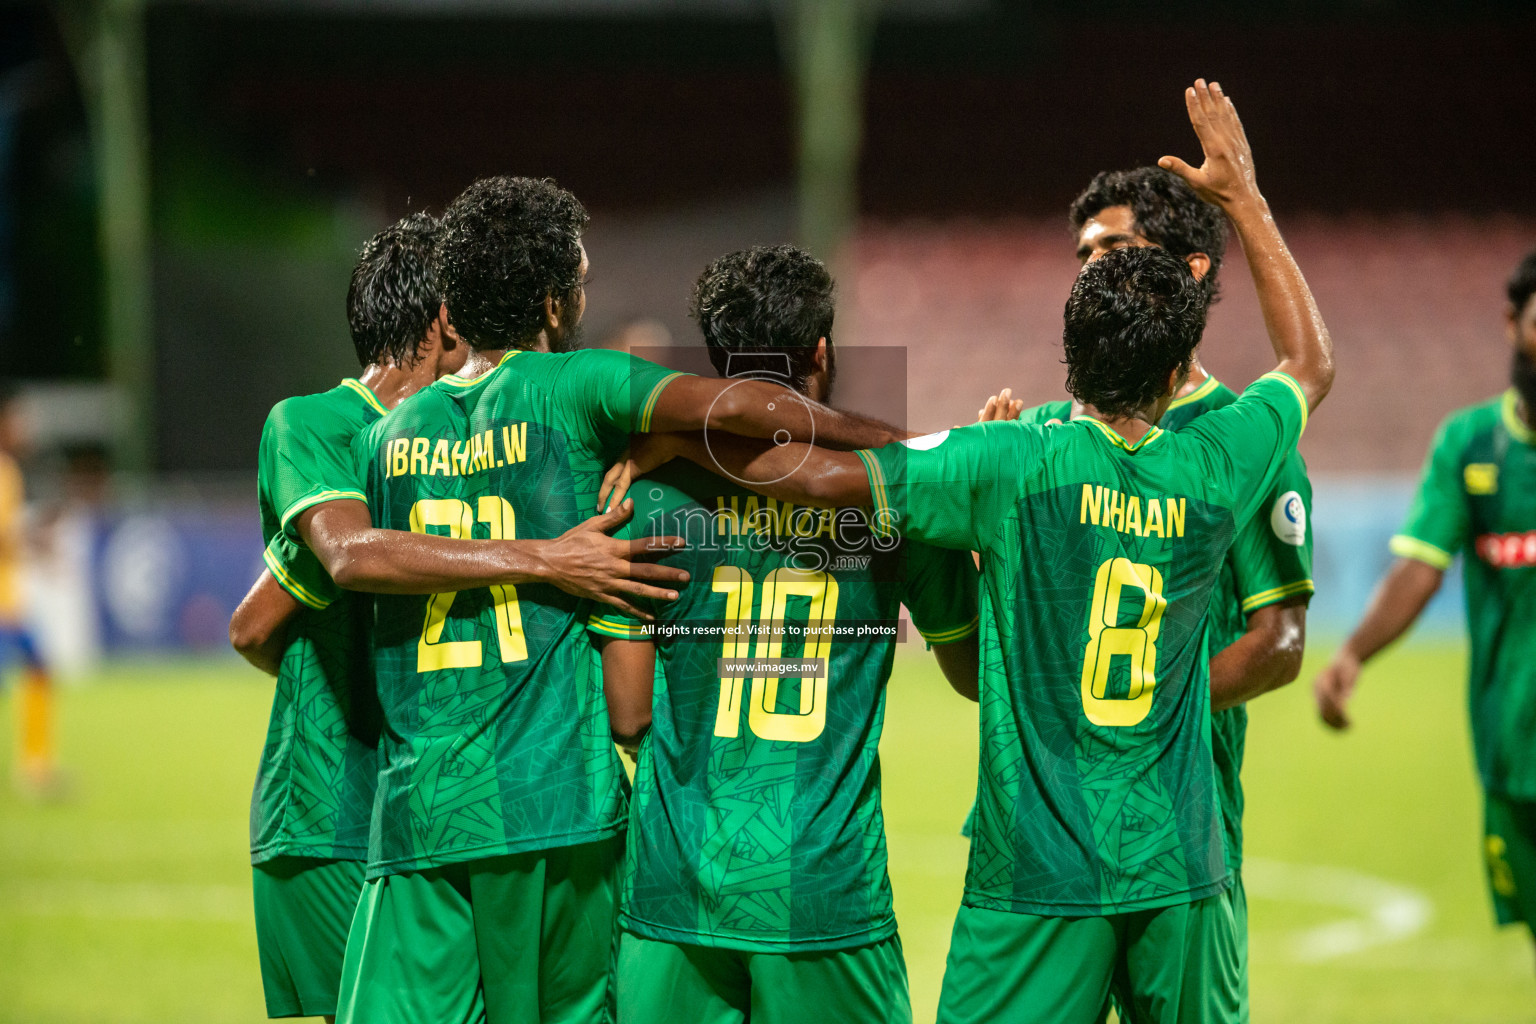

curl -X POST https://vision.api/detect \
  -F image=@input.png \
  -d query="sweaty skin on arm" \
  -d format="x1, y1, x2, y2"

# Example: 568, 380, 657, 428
229, 571, 299, 676
295, 498, 687, 617
597, 637, 657, 754
1209, 599, 1307, 712
1313, 557, 1444, 730
646, 375, 905, 452
1159, 79, 1334, 411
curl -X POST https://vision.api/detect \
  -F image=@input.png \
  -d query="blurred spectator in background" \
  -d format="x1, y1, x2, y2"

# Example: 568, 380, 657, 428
0, 382, 63, 798
32, 441, 109, 679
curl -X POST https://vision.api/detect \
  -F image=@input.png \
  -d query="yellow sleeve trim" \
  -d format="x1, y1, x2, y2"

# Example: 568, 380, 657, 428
637, 372, 686, 433
1258, 371, 1309, 436
854, 449, 895, 537
263, 545, 331, 610
1389, 534, 1454, 570
1239, 579, 1315, 613
278, 489, 367, 531
916, 616, 979, 646
1166, 375, 1221, 413
588, 615, 650, 640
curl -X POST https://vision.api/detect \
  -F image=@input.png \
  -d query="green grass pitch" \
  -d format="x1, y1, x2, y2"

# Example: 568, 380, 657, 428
0, 642, 1532, 1023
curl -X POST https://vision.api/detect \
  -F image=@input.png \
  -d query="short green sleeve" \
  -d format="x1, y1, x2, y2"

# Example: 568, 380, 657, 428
858, 421, 1046, 552
559, 350, 691, 454
1228, 452, 1315, 615
262, 534, 341, 611
1391, 414, 1469, 570
1176, 372, 1309, 528
259, 397, 368, 544
901, 542, 980, 646
1016, 400, 1072, 426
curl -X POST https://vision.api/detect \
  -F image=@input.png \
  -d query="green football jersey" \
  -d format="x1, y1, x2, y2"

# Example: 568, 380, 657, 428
1017, 384, 1315, 873
865, 372, 1309, 916
250, 379, 387, 864
1392, 390, 1536, 801
587, 460, 980, 952
355, 348, 685, 877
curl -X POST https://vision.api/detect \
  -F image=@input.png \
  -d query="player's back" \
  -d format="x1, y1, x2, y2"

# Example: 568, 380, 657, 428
866, 372, 1307, 916
591, 459, 977, 951
356, 349, 681, 876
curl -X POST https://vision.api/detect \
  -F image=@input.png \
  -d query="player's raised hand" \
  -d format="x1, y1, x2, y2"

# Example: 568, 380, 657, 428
543, 499, 689, 620
1159, 79, 1262, 211
976, 388, 1024, 423
1312, 651, 1362, 731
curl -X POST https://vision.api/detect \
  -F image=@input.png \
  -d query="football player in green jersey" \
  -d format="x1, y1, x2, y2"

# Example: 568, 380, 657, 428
588, 245, 981, 1024
333, 178, 908, 1024
978, 165, 1314, 1023
617, 82, 1334, 1024
232, 212, 691, 1022
1315, 247, 1536, 959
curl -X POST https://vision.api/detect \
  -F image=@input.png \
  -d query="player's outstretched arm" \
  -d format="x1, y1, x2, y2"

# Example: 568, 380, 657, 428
1313, 557, 1444, 730
647, 375, 906, 452
1160, 80, 1334, 411
601, 432, 872, 512
597, 637, 657, 755
229, 570, 297, 676
1209, 600, 1307, 712
297, 499, 688, 620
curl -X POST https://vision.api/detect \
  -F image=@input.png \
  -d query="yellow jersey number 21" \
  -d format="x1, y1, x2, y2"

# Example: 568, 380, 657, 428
410, 497, 528, 672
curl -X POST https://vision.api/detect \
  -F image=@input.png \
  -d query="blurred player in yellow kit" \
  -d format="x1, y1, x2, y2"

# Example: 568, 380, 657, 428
0, 384, 62, 797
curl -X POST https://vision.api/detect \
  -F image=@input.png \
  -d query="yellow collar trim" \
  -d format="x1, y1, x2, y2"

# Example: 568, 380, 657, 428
341, 378, 389, 416
1503, 389, 1535, 445
1079, 417, 1164, 451
1165, 375, 1220, 413
441, 350, 520, 387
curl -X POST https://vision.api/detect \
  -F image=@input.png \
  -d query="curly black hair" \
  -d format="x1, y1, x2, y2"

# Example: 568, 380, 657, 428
690, 245, 834, 393
1069, 167, 1227, 299
346, 212, 442, 368
436, 176, 589, 351
1507, 247, 1536, 316
1062, 246, 1209, 419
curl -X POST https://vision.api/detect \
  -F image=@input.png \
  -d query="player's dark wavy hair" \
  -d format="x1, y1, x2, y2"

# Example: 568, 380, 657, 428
437, 176, 589, 351
346, 212, 442, 368
1063, 246, 1208, 418
691, 245, 834, 393
1507, 247, 1536, 315
1070, 167, 1227, 301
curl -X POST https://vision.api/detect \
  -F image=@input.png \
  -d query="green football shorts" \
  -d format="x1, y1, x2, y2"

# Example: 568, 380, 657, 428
1111, 873, 1248, 1024
334, 837, 621, 1024
616, 929, 910, 1024
1484, 794, 1536, 934
252, 856, 366, 1019
936, 895, 1240, 1024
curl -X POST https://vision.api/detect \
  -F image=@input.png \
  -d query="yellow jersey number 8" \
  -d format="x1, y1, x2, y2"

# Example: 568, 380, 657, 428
410, 497, 528, 672
1080, 556, 1166, 727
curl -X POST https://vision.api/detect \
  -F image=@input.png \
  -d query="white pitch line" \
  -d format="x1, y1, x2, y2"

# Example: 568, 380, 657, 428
1243, 857, 1434, 962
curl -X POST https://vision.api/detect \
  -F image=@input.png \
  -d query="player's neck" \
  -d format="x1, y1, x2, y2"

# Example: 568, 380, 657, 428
456, 348, 511, 381
1174, 359, 1209, 399
358, 363, 436, 411
1077, 402, 1158, 445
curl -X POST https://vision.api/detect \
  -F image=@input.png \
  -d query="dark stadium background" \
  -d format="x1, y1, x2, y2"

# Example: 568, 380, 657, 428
2, 3, 1535, 1022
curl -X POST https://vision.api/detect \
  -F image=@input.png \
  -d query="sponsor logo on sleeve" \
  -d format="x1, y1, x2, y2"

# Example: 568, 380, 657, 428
1270, 490, 1306, 546
899, 430, 950, 451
